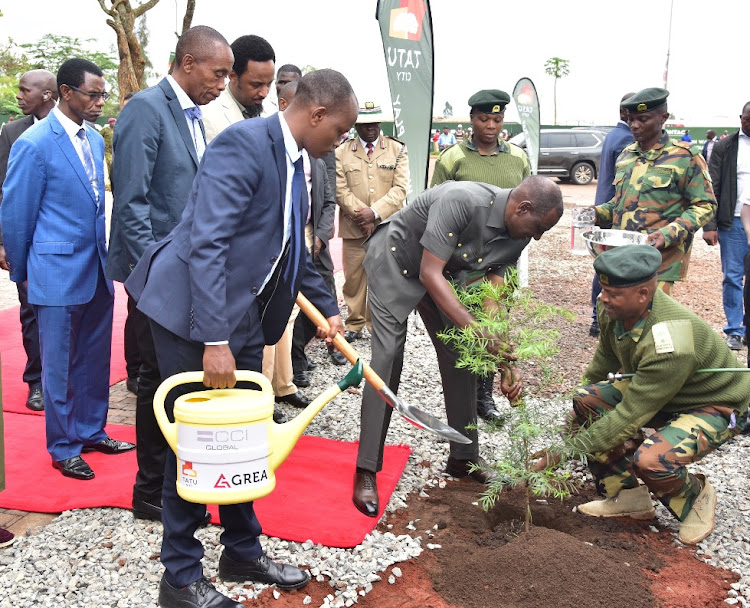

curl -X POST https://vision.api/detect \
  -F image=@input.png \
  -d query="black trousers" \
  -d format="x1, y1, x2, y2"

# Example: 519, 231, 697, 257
17, 281, 42, 388
150, 306, 265, 587
291, 257, 337, 373
124, 296, 142, 380
130, 298, 168, 503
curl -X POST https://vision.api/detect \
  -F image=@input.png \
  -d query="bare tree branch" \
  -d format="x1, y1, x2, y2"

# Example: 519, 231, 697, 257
181, 0, 196, 34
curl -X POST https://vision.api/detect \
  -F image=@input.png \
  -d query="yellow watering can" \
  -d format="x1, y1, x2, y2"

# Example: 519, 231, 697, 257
153, 361, 363, 505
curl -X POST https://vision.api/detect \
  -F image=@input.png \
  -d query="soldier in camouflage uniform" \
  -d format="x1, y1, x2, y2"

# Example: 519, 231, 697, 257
534, 246, 749, 544
595, 88, 716, 294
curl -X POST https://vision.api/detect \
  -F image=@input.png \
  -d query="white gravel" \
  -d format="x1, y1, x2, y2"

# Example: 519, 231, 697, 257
0, 316, 749, 607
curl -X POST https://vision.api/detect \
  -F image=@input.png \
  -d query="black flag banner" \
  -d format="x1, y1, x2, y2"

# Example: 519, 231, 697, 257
376, 0, 434, 198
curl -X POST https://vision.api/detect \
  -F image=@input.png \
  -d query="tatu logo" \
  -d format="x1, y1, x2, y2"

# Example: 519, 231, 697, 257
389, 0, 427, 41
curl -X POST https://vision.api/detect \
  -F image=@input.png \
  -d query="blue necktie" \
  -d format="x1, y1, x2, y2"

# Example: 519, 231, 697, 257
76, 128, 98, 200
284, 157, 307, 293
184, 106, 202, 121
184, 106, 205, 160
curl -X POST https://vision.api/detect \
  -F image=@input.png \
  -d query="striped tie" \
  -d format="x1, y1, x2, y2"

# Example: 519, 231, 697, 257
76, 128, 98, 200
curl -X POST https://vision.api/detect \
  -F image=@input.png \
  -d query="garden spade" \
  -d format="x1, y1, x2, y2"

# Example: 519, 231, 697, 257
296, 294, 471, 444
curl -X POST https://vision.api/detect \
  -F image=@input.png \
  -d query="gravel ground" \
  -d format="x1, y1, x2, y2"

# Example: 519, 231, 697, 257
1, 183, 749, 607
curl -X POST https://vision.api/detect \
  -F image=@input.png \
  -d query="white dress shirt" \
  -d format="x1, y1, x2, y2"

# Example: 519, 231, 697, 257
736, 130, 750, 215
167, 75, 206, 161
53, 106, 99, 201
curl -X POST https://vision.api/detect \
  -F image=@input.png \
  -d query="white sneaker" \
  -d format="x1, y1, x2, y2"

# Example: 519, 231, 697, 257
578, 485, 656, 520
678, 474, 716, 544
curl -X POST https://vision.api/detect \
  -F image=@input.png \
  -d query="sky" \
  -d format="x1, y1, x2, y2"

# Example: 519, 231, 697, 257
0, 0, 746, 127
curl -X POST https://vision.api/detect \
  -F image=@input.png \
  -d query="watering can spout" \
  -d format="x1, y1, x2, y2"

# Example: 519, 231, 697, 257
269, 360, 363, 471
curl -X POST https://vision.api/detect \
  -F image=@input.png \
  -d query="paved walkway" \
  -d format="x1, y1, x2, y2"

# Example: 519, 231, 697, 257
0, 378, 136, 536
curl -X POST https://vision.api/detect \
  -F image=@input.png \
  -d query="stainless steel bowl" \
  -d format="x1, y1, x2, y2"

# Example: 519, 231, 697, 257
582, 229, 649, 259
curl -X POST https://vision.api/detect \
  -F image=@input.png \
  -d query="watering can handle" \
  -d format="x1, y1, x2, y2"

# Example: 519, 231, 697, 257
152, 370, 273, 451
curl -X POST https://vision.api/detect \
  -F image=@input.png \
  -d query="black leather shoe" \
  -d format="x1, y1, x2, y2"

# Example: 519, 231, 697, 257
292, 370, 310, 388
25, 386, 44, 411
133, 495, 211, 526
352, 469, 379, 517
329, 350, 347, 366
125, 377, 139, 395
273, 407, 288, 424
445, 456, 496, 484
477, 400, 504, 423
53, 455, 94, 480
219, 553, 311, 590
82, 436, 136, 454
276, 391, 311, 409
305, 355, 317, 371
158, 576, 243, 608
344, 330, 363, 342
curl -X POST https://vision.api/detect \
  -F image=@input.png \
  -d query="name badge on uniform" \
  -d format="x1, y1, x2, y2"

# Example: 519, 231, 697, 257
651, 322, 675, 354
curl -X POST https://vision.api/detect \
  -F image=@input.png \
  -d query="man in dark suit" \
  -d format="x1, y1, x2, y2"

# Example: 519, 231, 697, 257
276, 79, 346, 385
706, 102, 750, 351
126, 69, 358, 608
107, 26, 233, 523
0, 69, 58, 412
588, 92, 635, 337
1, 59, 135, 480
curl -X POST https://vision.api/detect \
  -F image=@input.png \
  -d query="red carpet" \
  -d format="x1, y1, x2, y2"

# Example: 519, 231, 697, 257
0, 412, 410, 548
0, 283, 129, 415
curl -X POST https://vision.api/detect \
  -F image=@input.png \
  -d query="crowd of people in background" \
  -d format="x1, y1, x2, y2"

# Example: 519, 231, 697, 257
0, 21, 748, 608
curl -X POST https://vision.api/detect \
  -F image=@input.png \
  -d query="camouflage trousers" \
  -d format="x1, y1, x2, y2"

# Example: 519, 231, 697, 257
571, 380, 743, 521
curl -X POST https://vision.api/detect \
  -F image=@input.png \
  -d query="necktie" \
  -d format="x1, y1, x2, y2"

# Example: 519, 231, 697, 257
184, 106, 202, 121
283, 157, 307, 293
184, 106, 206, 160
366, 142, 374, 159
76, 128, 98, 200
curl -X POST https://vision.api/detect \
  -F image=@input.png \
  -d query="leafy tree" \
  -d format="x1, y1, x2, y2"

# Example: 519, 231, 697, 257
544, 57, 570, 126
438, 273, 587, 533
0, 34, 119, 118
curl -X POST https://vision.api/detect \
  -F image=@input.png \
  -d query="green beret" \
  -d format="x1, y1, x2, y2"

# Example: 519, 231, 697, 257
468, 89, 510, 114
594, 244, 661, 288
620, 88, 669, 113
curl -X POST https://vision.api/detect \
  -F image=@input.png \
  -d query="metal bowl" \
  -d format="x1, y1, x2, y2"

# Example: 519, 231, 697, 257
582, 229, 648, 259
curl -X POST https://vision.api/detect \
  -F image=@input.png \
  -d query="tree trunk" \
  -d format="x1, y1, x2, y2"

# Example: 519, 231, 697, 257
181, 0, 196, 34
553, 78, 558, 126
98, 0, 161, 106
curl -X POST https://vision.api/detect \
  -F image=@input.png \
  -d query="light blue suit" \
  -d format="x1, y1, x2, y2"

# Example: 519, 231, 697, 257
1, 110, 114, 461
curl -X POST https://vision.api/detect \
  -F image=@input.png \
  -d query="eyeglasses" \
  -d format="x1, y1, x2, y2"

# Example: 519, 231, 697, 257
68, 85, 110, 102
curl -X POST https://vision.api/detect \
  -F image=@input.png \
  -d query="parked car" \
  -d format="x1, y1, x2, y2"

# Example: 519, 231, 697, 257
509, 129, 607, 185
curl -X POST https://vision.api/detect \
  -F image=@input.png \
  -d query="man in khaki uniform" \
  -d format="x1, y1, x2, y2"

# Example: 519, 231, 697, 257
336, 101, 409, 341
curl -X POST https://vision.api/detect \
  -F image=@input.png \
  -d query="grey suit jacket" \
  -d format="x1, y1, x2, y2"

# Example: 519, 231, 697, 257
310, 154, 336, 272
0, 115, 35, 244
106, 78, 202, 282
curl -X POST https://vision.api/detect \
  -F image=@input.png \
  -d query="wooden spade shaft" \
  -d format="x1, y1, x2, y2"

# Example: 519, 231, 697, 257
296, 293, 472, 444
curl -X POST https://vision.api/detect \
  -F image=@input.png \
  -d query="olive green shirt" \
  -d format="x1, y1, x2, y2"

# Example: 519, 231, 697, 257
596, 132, 716, 282
431, 137, 530, 189
573, 290, 749, 455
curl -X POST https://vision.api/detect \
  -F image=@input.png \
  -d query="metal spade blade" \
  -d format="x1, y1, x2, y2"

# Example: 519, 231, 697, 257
297, 294, 472, 444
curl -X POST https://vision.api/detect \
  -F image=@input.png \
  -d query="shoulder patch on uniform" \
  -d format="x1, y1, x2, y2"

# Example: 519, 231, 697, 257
675, 140, 698, 155
650, 320, 694, 355
386, 135, 405, 146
